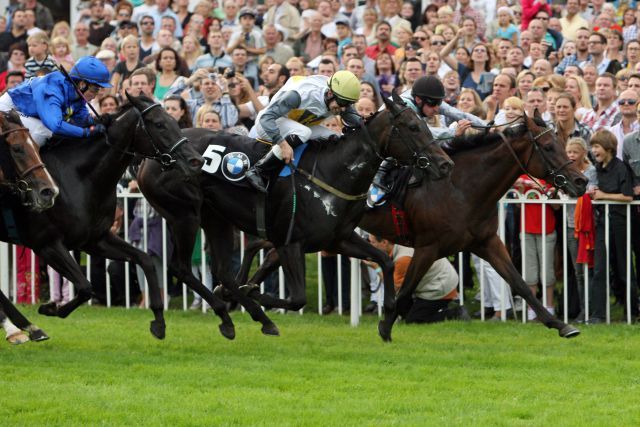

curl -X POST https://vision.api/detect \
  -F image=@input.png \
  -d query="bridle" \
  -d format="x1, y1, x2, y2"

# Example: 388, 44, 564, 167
500, 120, 573, 194
0, 126, 48, 194
107, 102, 189, 170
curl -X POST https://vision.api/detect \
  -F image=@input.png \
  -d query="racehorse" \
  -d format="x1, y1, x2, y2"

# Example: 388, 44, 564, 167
0, 110, 58, 212
137, 93, 453, 335
0, 110, 60, 344
0, 94, 203, 341
235, 112, 588, 340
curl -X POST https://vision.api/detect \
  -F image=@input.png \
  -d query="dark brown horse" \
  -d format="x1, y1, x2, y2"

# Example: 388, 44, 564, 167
137, 94, 453, 337
236, 113, 588, 340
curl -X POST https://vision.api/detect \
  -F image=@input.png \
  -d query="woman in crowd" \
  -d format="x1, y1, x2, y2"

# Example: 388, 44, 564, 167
164, 95, 193, 129
375, 52, 398, 99
421, 4, 439, 34
174, 0, 193, 29
436, 23, 457, 43
196, 106, 223, 131
622, 7, 638, 44
440, 29, 495, 100
180, 35, 204, 72
100, 37, 118, 56
564, 75, 593, 121
424, 50, 449, 79
110, 35, 145, 93
442, 70, 460, 107
413, 29, 430, 51
0, 44, 27, 92
228, 74, 265, 129
616, 69, 631, 94
516, 70, 535, 100
454, 46, 471, 69
99, 94, 120, 115
449, 88, 486, 133
554, 93, 592, 145
458, 17, 481, 52
605, 29, 625, 64
51, 21, 73, 45
154, 47, 188, 100
357, 8, 379, 46
359, 81, 380, 108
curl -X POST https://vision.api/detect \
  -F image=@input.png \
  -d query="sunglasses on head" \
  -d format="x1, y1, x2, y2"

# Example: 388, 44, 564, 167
618, 98, 637, 106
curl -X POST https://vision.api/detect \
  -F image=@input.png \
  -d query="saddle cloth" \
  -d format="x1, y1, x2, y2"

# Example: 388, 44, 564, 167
367, 165, 424, 209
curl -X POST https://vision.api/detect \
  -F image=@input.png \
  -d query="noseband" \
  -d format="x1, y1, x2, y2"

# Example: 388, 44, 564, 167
0, 126, 48, 194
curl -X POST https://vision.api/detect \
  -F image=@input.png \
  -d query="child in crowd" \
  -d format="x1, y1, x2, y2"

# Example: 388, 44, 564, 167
589, 130, 636, 323
565, 137, 597, 322
25, 32, 57, 78
50, 36, 74, 70
514, 173, 557, 321
494, 6, 518, 44
499, 96, 524, 127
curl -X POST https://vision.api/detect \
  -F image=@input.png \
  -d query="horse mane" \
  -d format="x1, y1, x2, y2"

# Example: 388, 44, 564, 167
3, 109, 23, 126
444, 122, 532, 155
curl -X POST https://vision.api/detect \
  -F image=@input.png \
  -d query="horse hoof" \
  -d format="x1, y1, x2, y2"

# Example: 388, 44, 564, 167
261, 322, 280, 336
6, 331, 29, 345
38, 302, 58, 317
378, 321, 392, 342
559, 324, 580, 338
150, 320, 166, 340
219, 323, 236, 340
27, 327, 49, 342
239, 284, 260, 297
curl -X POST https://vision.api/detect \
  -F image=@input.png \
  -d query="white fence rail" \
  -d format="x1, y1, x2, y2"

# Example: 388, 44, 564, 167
1, 191, 638, 326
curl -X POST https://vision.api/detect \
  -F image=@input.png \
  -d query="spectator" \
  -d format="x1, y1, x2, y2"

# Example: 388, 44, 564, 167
625, 41, 640, 73
532, 59, 553, 78
397, 57, 423, 93
263, 0, 301, 44
285, 57, 306, 77
581, 31, 621, 76
484, 73, 516, 123
227, 8, 265, 70
154, 47, 188, 100
71, 22, 98, 62
220, 0, 239, 30
440, 31, 495, 100
261, 24, 294, 65
555, 92, 592, 145
196, 106, 223, 130
454, 0, 485, 41
516, 70, 535, 100
98, 94, 119, 114
355, 96, 376, 117
139, 15, 160, 62
506, 47, 525, 74
293, 11, 326, 63
2, 70, 25, 93
565, 75, 593, 121
521, 0, 551, 31
151, 0, 183, 38
50, 36, 74, 70
583, 73, 622, 132
193, 30, 232, 72
608, 89, 640, 159
109, 35, 144, 92
458, 16, 481, 52
88, 0, 116, 47
629, 73, 640, 97
442, 70, 460, 107
259, 63, 289, 98
354, 7, 379, 45
0, 44, 27, 93
604, 29, 624, 64
560, 0, 589, 41
21, 0, 54, 34
51, 21, 73, 44
622, 7, 638, 45
0, 9, 28, 53
163, 95, 193, 129
24, 32, 56, 78
589, 129, 637, 323
180, 35, 204, 72
622, 107, 640, 297
129, 67, 157, 99
23, 9, 43, 36
524, 86, 547, 118
365, 21, 396, 60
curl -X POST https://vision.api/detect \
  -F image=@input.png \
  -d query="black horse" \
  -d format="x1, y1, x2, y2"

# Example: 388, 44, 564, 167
0, 94, 203, 341
237, 113, 588, 340
137, 93, 453, 335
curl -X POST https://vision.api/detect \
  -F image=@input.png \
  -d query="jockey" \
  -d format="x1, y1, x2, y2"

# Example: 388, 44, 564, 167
245, 70, 363, 193
370, 75, 486, 195
0, 56, 112, 146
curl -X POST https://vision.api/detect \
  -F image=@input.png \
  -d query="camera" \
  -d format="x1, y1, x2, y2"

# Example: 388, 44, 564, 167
225, 67, 236, 79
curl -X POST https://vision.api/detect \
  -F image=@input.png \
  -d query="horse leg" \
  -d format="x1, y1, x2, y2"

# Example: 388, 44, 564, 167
0, 309, 29, 345
333, 231, 396, 312
379, 245, 439, 342
0, 290, 48, 341
201, 215, 279, 336
274, 242, 307, 311
234, 248, 293, 309
470, 234, 579, 338
36, 242, 93, 318
84, 233, 166, 340
165, 218, 237, 340
235, 239, 274, 285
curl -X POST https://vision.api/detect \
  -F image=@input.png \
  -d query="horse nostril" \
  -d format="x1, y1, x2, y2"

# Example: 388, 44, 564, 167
190, 157, 203, 169
40, 188, 54, 198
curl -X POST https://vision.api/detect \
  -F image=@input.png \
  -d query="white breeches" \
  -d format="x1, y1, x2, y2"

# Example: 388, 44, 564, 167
0, 93, 52, 146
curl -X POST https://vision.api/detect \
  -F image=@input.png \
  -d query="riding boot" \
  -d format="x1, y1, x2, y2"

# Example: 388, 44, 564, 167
245, 150, 286, 194
372, 158, 394, 192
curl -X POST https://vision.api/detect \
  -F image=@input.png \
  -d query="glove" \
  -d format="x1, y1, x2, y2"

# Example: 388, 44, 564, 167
84, 124, 106, 137
95, 114, 113, 127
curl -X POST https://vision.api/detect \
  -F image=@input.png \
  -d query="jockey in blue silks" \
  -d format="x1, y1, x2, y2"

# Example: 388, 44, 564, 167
0, 56, 112, 146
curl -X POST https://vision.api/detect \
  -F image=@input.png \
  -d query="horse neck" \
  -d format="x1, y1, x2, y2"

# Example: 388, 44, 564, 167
91, 111, 138, 188
313, 114, 389, 193
456, 132, 534, 209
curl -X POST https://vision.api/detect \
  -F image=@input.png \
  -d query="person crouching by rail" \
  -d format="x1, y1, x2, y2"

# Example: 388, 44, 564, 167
367, 235, 469, 323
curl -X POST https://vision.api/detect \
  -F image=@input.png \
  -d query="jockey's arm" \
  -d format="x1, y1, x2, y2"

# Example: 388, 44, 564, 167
34, 89, 90, 138
341, 105, 363, 129
259, 90, 301, 144
439, 101, 486, 127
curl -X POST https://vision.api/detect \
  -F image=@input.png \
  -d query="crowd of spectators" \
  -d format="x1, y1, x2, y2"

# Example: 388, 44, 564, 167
0, 0, 639, 324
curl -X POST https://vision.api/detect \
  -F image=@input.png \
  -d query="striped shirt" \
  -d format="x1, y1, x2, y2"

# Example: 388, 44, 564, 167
25, 55, 58, 78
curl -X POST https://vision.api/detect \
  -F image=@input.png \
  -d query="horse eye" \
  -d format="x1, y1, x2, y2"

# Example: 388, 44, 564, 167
409, 125, 419, 132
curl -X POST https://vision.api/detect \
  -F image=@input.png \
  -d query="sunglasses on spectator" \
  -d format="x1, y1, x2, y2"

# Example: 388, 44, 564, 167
141, 21, 154, 25
118, 12, 131, 17
432, 41, 446, 46
413, 36, 428, 41
618, 98, 637, 106
535, 16, 549, 20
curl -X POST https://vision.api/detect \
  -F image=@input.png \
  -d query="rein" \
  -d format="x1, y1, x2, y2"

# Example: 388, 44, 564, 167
294, 166, 368, 200
0, 126, 47, 194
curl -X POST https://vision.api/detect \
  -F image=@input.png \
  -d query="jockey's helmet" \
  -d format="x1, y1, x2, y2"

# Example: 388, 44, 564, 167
328, 70, 361, 105
70, 56, 113, 88
412, 76, 445, 106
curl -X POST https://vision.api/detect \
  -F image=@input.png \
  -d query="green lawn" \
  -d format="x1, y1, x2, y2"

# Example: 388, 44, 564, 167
1, 306, 639, 426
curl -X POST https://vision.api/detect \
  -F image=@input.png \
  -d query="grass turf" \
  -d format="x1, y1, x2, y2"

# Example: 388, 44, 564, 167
1, 306, 639, 426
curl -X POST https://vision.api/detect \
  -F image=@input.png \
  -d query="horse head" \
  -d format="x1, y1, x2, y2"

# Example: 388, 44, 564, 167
124, 92, 204, 180
0, 111, 58, 212
516, 110, 587, 197
379, 92, 453, 179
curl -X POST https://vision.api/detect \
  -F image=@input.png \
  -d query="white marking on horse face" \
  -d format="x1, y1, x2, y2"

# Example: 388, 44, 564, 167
348, 162, 367, 172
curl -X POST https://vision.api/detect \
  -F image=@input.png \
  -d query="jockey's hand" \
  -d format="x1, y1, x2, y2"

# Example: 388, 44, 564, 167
454, 119, 472, 136
278, 140, 294, 164
85, 124, 106, 137
96, 114, 113, 127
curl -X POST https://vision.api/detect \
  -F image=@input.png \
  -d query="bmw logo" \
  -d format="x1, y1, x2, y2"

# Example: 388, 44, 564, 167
221, 152, 250, 181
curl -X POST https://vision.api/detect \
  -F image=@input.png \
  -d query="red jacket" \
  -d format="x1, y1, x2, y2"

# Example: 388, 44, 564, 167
521, 0, 552, 30
519, 175, 556, 235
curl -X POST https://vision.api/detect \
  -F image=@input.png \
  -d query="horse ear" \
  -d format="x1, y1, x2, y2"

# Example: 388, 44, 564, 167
533, 107, 542, 121
125, 90, 135, 105
383, 95, 398, 114
391, 91, 406, 107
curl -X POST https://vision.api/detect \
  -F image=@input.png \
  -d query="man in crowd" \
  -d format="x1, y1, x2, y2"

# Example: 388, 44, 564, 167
560, 0, 589, 41
583, 73, 622, 131
608, 89, 640, 160
260, 24, 294, 65
581, 31, 621, 75
365, 21, 395, 60
556, 27, 591, 75
263, 0, 301, 44
193, 30, 232, 71
0, 9, 28, 53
